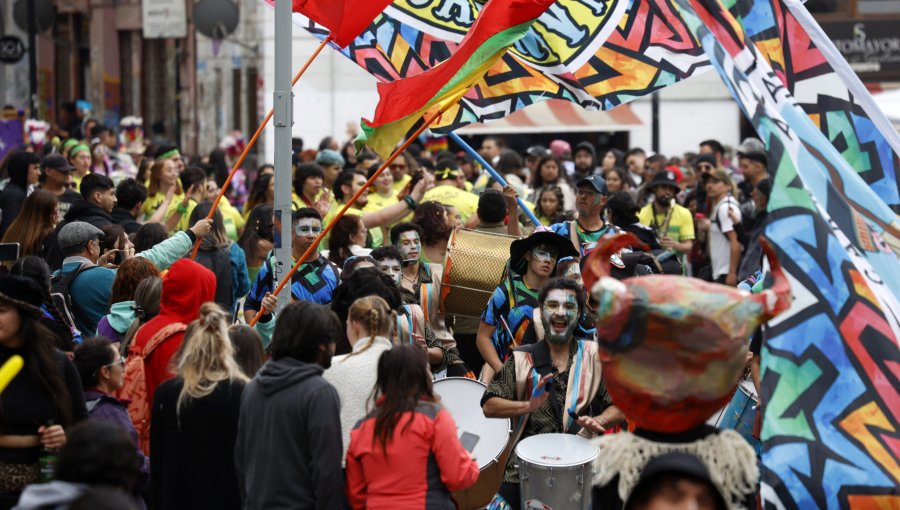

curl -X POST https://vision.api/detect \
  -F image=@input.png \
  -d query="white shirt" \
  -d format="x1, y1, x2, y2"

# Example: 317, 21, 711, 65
709, 195, 741, 279
322, 336, 393, 464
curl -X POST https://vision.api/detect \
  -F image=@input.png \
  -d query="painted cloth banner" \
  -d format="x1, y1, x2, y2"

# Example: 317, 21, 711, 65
356, 0, 558, 158
726, 0, 900, 213
288, 0, 709, 134
667, 0, 900, 507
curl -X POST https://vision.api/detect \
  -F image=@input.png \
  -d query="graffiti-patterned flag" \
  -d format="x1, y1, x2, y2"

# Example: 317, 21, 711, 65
355, 0, 558, 158
667, 0, 900, 507
726, 0, 900, 213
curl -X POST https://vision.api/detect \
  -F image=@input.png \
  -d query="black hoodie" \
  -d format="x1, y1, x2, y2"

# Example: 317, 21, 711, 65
0, 151, 37, 237
235, 357, 343, 510
574, 141, 599, 178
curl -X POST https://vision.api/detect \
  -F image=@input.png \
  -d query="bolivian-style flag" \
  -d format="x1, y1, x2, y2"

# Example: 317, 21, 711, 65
355, 0, 555, 158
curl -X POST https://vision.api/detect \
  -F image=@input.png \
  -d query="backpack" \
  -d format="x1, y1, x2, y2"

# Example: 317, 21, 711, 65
194, 246, 234, 310
122, 322, 186, 456
50, 263, 99, 335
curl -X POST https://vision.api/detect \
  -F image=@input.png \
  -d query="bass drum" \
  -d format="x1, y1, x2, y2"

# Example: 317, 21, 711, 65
433, 377, 511, 510
442, 228, 516, 318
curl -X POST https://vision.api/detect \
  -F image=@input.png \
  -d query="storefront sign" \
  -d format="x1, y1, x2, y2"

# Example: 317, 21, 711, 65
142, 0, 187, 39
822, 20, 900, 79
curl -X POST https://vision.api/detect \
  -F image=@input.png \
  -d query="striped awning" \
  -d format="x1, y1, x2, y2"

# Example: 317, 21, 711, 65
455, 99, 643, 135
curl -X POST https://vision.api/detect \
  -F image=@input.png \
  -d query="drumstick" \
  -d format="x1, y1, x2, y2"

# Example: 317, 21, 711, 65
0, 355, 24, 394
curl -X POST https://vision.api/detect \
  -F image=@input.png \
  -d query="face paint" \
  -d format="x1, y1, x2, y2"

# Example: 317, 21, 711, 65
379, 259, 403, 285
397, 231, 421, 263
540, 289, 579, 344
531, 247, 557, 263
563, 263, 583, 288
295, 218, 323, 237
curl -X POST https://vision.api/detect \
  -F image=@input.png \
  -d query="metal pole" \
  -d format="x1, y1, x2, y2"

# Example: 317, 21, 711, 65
448, 132, 542, 227
26, 0, 37, 118
651, 92, 659, 154
272, 0, 294, 312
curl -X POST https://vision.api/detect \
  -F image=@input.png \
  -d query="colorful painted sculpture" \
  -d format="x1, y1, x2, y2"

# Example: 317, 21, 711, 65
585, 233, 790, 433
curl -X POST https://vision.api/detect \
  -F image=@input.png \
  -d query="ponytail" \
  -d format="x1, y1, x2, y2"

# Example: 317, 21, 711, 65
344, 296, 393, 359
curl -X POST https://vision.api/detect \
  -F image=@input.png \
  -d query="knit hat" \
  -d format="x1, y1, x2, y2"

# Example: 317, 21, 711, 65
316, 149, 345, 168
58, 221, 104, 251
0, 275, 45, 317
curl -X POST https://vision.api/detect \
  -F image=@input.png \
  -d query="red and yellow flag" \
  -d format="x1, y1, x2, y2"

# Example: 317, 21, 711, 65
355, 0, 555, 158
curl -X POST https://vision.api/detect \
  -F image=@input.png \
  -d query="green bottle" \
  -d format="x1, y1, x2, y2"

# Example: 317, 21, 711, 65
38, 421, 58, 483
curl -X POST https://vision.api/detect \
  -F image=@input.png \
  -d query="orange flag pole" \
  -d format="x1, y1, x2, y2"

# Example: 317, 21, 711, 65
191, 35, 332, 260
248, 107, 445, 327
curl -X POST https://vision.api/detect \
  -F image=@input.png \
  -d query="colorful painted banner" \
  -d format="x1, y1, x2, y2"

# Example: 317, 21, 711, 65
667, 0, 900, 508
726, 0, 900, 213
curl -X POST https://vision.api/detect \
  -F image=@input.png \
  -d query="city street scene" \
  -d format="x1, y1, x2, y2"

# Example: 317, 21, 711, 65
0, 0, 897, 509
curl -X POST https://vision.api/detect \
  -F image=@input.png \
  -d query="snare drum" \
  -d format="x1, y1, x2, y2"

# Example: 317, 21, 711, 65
516, 433, 598, 510
433, 378, 511, 509
718, 380, 762, 456
442, 228, 516, 318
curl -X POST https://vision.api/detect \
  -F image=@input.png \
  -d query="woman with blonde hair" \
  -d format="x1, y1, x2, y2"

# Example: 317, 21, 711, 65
1, 189, 58, 260
140, 158, 183, 224
323, 295, 396, 461
150, 302, 248, 510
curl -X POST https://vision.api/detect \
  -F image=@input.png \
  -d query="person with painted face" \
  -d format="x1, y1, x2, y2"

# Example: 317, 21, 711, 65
476, 230, 579, 381
389, 222, 469, 377
548, 175, 620, 256
243, 208, 341, 327
481, 278, 624, 509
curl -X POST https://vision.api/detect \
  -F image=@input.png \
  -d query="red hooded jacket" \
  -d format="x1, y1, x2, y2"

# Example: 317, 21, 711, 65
132, 259, 216, 404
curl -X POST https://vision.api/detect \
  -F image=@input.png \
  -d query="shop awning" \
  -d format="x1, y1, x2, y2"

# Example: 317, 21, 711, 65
456, 99, 643, 135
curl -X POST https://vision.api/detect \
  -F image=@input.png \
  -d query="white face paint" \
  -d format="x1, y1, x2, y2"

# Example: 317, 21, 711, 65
540, 289, 579, 345
379, 258, 403, 285
294, 218, 323, 238
397, 231, 421, 263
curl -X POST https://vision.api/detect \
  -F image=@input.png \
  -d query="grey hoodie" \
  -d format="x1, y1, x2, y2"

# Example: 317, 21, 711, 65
574, 141, 600, 178
234, 357, 343, 510
13, 481, 86, 510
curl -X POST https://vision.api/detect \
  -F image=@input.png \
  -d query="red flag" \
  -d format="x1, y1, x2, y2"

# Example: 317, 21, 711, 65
291, 0, 393, 48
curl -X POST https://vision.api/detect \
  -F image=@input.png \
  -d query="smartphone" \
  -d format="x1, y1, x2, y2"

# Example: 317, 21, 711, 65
0, 243, 20, 262
459, 431, 480, 452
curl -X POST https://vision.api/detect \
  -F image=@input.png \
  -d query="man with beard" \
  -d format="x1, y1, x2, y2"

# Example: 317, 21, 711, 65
573, 141, 599, 179
548, 175, 619, 256
481, 277, 624, 509
638, 170, 694, 265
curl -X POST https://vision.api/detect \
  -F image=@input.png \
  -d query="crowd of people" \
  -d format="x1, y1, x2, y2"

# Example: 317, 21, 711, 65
0, 120, 773, 510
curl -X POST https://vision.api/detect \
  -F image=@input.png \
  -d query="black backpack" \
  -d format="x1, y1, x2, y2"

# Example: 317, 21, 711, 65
50, 263, 99, 335
194, 246, 234, 311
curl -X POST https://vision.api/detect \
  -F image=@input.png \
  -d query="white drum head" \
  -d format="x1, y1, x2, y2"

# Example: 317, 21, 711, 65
433, 377, 511, 469
516, 433, 598, 467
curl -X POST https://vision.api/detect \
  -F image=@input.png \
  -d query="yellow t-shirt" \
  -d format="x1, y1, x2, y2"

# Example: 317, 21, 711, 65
637, 203, 695, 242
72, 172, 90, 193
392, 173, 411, 193
141, 190, 185, 221
422, 185, 480, 222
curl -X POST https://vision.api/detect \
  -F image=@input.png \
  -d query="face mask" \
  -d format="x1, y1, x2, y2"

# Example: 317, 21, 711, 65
540, 289, 579, 344
397, 231, 421, 263
295, 218, 323, 238
380, 259, 403, 285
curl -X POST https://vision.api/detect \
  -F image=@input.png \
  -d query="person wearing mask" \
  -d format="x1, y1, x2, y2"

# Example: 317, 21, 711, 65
323, 296, 395, 462
37, 154, 81, 219
345, 345, 480, 509
0, 275, 88, 508
187, 203, 250, 314
0, 151, 41, 237
151, 303, 248, 510
1, 190, 58, 261
96, 258, 160, 344
476, 230, 578, 380
482, 278, 624, 509
235, 301, 344, 510
72, 339, 149, 508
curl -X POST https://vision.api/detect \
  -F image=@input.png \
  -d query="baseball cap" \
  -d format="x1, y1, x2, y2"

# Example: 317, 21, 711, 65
646, 170, 680, 191
58, 221, 104, 250
576, 174, 609, 195
42, 154, 73, 172
702, 168, 733, 186
737, 137, 767, 165
526, 145, 549, 158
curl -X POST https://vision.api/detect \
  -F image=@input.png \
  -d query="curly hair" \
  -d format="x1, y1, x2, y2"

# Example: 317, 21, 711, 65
411, 201, 451, 246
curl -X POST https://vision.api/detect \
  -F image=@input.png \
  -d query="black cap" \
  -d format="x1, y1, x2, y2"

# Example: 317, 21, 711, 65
41, 154, 73, 172
646, 170, 680, 192
695, 154, 717, 168
576, 174, 608, 195
626, 452, 726, 510
526, 145, 549, 158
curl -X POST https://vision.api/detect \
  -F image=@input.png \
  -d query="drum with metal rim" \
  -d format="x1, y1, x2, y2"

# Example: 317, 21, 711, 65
516, 433, 598, 510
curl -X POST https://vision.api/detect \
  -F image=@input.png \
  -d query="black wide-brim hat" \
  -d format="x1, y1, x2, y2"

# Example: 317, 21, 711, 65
510, 230, 579, 273
0, 276, 45, 317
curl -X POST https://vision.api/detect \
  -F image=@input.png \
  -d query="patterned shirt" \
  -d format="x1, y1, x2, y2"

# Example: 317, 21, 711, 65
481, 274, 540, 362
245, 253, 339, 310
549, 220, 619, 256
482, 340, 612, 482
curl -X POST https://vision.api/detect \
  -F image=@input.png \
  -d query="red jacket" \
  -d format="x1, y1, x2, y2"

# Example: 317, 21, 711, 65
132, 259, 216, 404
346, 400, 479, 510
